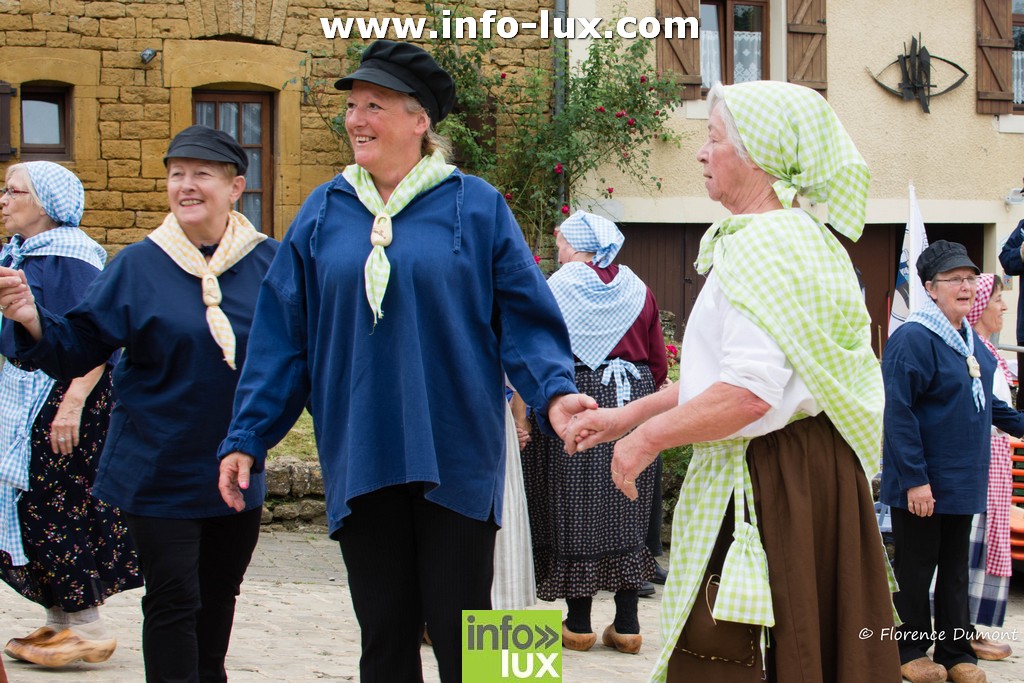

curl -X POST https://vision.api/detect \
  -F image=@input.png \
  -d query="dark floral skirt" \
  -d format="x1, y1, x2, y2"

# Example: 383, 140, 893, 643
522, 363, 657, 600
0, 368, 142, 610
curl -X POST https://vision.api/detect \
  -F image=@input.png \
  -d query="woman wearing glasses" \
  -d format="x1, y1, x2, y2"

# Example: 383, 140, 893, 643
0, 161, 141, 667
881, 240, 1024, 683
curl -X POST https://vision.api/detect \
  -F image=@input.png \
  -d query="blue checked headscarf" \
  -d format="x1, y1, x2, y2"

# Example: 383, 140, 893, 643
18, 161, 85, 228
558, 210, 625, 268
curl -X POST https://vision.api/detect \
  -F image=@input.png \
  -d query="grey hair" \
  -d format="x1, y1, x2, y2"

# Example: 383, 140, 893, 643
4, 163, 45, 210
706, 83, 751, 164
403, 95, 453, 161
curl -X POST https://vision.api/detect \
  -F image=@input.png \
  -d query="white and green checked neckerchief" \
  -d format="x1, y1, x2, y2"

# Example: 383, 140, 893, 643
722, 80, 871, 242
341, 150, 454, 327
906, 298, 984, 411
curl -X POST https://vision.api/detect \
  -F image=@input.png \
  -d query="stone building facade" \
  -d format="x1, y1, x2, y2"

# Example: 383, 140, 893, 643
0, 0, 553, 250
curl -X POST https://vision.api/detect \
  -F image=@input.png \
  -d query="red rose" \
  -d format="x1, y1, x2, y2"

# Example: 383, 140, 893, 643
561, 205, 570, 215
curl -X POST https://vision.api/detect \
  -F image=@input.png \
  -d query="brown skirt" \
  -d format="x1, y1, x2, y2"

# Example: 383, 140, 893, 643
668, 414, 901, 683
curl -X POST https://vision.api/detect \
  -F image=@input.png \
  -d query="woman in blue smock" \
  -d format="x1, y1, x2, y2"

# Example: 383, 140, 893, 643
0, 126, 278, 683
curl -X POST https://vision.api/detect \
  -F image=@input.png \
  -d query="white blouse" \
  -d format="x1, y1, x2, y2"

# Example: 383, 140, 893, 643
678, 271, 820, 438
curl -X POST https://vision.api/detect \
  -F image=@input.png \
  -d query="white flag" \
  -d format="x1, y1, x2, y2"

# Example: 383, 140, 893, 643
888, 184, 929, 336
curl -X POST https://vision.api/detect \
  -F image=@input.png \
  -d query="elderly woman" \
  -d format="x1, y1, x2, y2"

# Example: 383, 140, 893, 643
0, 126, 277, 682
964, 274, 1015, 662
522, 210, 666, 654
216, 40, 591, 683
0, 161, 141, 667
882, 246, 1024, 683
565, 81, 901, 682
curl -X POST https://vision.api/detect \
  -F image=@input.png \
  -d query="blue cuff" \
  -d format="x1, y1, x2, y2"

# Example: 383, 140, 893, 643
218, 430, 268, 474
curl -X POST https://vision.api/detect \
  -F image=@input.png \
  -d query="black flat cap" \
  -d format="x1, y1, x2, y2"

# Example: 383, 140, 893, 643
163, 125, 249, 176
917, 240, 979, 283
335, 40, 455, 124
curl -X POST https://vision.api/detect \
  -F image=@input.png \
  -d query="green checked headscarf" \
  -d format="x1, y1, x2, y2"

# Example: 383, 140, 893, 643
720, 80, 871, 241
342, 149, 454, 328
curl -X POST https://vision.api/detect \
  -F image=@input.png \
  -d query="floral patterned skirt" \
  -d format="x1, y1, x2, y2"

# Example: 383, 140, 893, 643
522, 363, 657, 601
0, 367, 142, 610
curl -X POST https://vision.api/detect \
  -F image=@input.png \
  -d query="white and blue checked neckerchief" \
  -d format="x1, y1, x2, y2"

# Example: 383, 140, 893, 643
0, 226, 107, 271
906, 296, 985, 411
0, 227, 105, 565
547, 261, 646, 372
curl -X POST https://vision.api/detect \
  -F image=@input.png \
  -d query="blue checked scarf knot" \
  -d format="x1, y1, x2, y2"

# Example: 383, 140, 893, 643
907, 296, 985, 411
601, 358, 640, 407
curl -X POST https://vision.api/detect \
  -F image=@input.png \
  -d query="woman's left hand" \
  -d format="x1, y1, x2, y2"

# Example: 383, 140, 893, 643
609, 431, 659, 501
50, 398, 83, 455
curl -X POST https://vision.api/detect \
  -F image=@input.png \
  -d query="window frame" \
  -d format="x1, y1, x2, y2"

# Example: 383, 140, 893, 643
20, 85, 71, 160
192, 90, 274, 235
700, 0, 771, 93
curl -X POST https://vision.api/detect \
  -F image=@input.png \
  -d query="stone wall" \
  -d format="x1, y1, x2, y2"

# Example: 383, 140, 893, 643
262, 457, 328, 530
0, 0, 555, 250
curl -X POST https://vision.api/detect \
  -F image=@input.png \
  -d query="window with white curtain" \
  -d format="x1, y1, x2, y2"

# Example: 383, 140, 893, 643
1014, 0, 1024, 106
699, 1, 768, 90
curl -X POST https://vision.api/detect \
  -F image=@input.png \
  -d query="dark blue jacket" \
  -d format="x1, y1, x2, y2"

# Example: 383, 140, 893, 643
998, 218, 1024, 344
18, 238, 279, 518
881, 321, 1024, 514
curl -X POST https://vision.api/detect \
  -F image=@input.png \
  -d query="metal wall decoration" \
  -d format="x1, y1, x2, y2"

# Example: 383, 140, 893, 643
868, 35, 968, 113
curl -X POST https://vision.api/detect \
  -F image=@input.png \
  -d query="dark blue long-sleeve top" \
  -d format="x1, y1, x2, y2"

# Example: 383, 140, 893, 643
218, 170, 577, 537
998, 218, 1024, 344
16, 238, 279, 518
881, 321, 1024, 514
0, 255, 101, 359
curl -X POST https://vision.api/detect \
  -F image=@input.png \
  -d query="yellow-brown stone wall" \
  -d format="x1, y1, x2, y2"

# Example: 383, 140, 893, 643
0, 0, 554, 250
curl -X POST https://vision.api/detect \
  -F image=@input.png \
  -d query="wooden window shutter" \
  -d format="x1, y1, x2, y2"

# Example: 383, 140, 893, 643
656, 0, 701, 100
0, 82, 16, 161
976, 0, 1013, 114
787, 0, 828, 95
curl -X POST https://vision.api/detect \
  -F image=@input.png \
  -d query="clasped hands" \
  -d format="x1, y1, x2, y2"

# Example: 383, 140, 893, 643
0, 266, 38, 326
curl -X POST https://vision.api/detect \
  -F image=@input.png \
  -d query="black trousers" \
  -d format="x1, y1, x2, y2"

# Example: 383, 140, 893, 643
891, 508, 975, 668
124, 508, 262, 683
336, 484, 498, 683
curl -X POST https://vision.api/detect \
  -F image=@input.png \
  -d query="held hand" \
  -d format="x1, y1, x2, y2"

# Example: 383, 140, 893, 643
0, 268, 39, 330
906, 483, 935, 517
609, 432, 659, 501
515, 426, 531, 451
563, 406, 632, 455
49, 401, 83, 456
547, 393, 598, 439
219, 452, 254, 512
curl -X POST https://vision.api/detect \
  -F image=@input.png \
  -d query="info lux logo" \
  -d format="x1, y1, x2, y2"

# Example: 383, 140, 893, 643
462, 610, 562, 681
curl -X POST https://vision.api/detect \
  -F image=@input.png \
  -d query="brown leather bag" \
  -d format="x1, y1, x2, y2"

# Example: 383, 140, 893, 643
675, 573, 758, 667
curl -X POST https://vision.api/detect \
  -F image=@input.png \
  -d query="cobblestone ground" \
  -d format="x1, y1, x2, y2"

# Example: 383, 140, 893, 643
0, 529, 1022, 682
